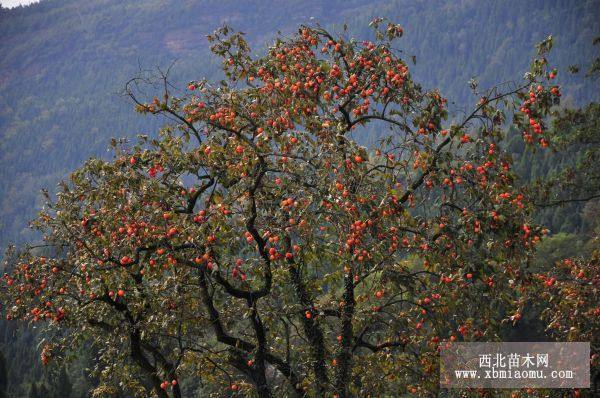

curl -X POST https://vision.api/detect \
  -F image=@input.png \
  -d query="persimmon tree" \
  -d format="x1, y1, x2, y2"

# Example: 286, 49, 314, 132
0, 21, 574, 397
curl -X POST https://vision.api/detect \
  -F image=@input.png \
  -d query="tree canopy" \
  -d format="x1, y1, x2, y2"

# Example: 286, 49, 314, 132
1, 21, 597, 397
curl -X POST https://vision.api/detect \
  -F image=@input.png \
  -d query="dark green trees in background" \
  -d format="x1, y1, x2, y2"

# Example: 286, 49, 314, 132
0, 350, 7, 398
27, 383, 38, 398
25, 368, 72, 398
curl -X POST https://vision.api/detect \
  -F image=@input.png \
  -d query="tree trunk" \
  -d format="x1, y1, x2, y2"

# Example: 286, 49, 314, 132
130, 331, 169, 398
288, 264, 329, 394
334, 271, 355, 397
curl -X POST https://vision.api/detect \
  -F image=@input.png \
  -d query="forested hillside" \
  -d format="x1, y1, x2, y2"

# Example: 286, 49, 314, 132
1, 0, 599, 248
0, 0, 598, 396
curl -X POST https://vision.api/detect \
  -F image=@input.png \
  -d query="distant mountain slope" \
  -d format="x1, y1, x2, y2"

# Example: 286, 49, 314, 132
0, 0, 598, 247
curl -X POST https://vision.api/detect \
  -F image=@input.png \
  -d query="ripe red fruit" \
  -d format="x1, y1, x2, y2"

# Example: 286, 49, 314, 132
129, 156, 136, 165
354, 155, 363, 163
117, 289, 125, 297
285, 252, 293, 260
305, 311, 312, 319
188, 84, 195, 90
466, 273, 473, 279
235, 145, 244, 154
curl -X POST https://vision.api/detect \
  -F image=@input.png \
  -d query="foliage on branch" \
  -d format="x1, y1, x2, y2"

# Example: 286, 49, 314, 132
1, 20, 590, 397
